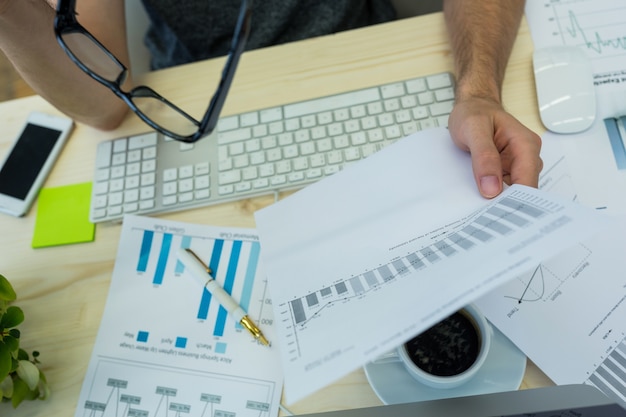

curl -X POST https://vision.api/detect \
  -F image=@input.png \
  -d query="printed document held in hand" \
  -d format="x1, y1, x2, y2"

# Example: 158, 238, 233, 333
254, 127, 610, 403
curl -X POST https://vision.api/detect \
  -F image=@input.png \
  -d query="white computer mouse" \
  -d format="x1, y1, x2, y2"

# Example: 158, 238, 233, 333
532, 46, 596, 134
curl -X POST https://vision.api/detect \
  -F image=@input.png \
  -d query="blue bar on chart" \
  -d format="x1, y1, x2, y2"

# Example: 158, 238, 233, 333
214, 240, 242, 337
215, 342, 228, 354
137, 230, 154, 273
175, 235, 193, 274
197, 239, 224, 320
154, 233, 173, 285
320, 287, 332, 297
235, 241, 260, 331
175, 337, 187, 349
604, 118, 626, 170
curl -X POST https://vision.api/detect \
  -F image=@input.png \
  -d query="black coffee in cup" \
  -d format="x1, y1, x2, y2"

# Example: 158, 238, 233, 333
404, 310, 481, 377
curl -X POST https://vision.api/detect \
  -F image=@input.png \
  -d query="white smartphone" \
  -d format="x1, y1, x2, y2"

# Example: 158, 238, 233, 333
0, 112, 74, 217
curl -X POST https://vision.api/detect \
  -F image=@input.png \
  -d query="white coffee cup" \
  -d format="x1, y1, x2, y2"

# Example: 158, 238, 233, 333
373, 304, 492, 389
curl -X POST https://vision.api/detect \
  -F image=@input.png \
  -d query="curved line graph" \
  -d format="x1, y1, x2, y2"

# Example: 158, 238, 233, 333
504, 264, 546, 304
503, 243, 593, 305
564, 9, 626, 55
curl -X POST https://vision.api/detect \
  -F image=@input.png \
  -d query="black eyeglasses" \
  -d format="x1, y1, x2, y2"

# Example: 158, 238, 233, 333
54, 0, 252, 143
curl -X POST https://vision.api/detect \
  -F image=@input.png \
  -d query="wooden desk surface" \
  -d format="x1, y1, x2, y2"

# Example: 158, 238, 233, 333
0, 12, 552, 417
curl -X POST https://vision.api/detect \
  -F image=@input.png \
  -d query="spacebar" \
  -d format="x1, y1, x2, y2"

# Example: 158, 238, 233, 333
283, 87, 381, 119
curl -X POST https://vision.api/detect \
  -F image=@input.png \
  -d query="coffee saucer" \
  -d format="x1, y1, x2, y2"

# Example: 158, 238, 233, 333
363, 325, 526, 404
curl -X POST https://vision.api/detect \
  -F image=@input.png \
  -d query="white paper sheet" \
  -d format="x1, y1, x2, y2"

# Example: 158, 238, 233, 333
477, 126, 626, 405
74, 215, 283, 417
254, 128, 610, 403
477, 216, 626, 405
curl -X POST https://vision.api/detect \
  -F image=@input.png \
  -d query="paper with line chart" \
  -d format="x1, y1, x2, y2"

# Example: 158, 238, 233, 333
526, 0, 626, 213
74, 215, 282, 417
255, 128, 610, 403
526, 0, 626, 116
526, 0, 626, 77
477, 216, 626, 405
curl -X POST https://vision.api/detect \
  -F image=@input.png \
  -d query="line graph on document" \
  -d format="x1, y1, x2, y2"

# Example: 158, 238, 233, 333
539, 0, 626, 61
503, 243, 592, 304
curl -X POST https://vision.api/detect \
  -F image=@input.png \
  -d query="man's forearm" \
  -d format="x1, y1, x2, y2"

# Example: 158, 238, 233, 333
443, 0, 526, 104
0, 0, 128, 130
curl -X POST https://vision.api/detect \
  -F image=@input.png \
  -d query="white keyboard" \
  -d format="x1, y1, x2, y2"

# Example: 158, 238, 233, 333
90, 72, 455, 223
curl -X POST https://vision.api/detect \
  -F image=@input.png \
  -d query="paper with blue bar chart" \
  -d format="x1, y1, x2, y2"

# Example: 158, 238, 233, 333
255, 128, 611, 403
74, 215, 282, 417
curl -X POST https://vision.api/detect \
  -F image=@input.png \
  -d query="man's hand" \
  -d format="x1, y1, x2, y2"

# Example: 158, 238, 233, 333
447, 96, 543, 198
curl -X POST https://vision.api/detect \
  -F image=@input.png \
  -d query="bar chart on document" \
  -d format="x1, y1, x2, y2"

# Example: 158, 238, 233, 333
526, 0, 626, 74
279, 188, 577, 363
75, 215, 282, 417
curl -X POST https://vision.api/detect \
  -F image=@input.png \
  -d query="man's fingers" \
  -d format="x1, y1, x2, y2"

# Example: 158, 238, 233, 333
469, 141, 504, 198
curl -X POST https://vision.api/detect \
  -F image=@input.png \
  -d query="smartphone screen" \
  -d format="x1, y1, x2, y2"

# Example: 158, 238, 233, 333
0, 124, 63, 200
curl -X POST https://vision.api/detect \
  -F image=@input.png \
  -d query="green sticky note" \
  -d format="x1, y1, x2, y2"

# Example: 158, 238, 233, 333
32, 182, 95, 248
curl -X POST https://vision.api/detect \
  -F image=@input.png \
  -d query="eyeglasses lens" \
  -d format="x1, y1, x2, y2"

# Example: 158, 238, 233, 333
132, 92, 199, 137
61, 32, 123, 82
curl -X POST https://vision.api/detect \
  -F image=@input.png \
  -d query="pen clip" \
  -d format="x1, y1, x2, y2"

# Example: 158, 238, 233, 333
185, 248, 212, 275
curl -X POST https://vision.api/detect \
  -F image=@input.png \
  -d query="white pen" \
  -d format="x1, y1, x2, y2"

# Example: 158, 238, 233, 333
177, 248, 270, 346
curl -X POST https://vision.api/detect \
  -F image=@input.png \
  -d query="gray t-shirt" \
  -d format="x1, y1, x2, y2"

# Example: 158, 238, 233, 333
140, 0, 396, 70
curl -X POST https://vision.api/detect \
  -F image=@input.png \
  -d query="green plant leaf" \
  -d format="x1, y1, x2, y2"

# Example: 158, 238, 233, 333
11, 377, 28, 408
0, 374, 13, 399
3, 335, 19, 355
17, 349, 28, 361
0, 275, 16, 303
0, 343, 12, 382
16, 361, 39, 391
0, 306, 24, 329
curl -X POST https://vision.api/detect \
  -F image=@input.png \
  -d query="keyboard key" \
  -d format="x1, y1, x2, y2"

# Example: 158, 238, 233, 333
260, 107, 282, 123
426, 73, 452, 89
405, 78, 426, 94
381, 82, 405, 99
430, 100, 455, 117
240, 111, 259, 127
219, 171, 242, 185
195, 175, 210, 189
218, 115, 239, 131
113, 138, 127, 153
163, 168, 177, 182
195, 162, 210, 175
179, 165, 193, 178
129, 132, 158, 149
163, 182, 177, 195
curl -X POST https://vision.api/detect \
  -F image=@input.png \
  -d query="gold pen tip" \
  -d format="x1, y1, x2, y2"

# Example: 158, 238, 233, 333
240, 315, 271, 347
258, 335, 271, 347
